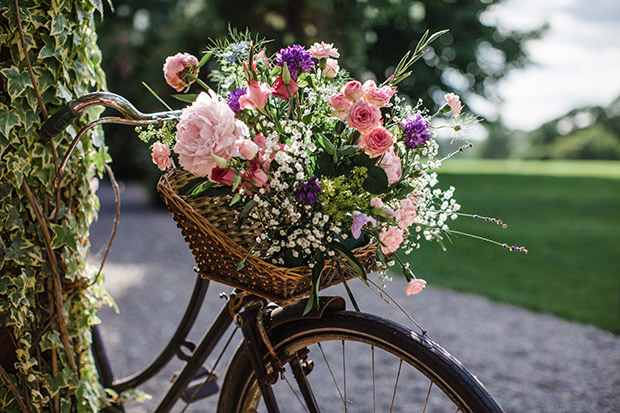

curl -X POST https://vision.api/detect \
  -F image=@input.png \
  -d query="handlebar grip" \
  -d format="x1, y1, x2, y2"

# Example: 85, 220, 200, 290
40, 103, 81, 141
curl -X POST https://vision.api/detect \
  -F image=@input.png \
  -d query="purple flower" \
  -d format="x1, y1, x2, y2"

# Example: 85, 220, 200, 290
226, 88, 247, 113
294, 176, 321, 205
399, 114, 430, 149
274, 45, 314, 79
351, 211, 377, 239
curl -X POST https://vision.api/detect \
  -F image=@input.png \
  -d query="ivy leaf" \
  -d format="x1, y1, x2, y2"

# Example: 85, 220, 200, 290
0, 67, 32, 99
50, 221, 78, 250
0, 106, 21, 139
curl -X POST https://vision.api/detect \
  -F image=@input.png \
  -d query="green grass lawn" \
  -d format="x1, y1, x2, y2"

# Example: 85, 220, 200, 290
401, 160, 620, 334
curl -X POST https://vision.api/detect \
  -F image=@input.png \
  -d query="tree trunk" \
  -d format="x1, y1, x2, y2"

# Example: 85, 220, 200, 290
0, 0, 108, 410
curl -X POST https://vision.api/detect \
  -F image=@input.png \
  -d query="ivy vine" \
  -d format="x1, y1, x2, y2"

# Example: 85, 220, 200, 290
1, 0, 111, 411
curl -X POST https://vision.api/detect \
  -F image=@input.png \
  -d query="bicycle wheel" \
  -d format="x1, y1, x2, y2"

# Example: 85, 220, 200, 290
217, 310, 503, 412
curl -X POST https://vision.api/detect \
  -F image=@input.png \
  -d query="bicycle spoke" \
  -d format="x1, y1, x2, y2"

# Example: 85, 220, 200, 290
389, 359, 403, 413
317, 342, 346, 407
372, 345, 376, 413
423, 381, 433, 413
281, 372, 310, 413
342, 340, 347, 413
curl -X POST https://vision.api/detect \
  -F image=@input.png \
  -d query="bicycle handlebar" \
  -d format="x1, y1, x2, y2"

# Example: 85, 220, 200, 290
40, 92, 180, 141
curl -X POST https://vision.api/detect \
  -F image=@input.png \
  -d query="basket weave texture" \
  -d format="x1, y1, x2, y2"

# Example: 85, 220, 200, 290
157, 169, 381, 305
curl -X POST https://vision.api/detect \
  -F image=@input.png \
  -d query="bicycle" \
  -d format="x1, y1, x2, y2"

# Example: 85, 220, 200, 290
42, 92, 504, 412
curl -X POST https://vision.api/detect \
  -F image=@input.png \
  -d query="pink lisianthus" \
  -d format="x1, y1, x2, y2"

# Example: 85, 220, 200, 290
236, 138, 259, 160
255, 50, 271, 68
405, 279, 427, 296
174, 91, 248, 179
151, 142, 172, 171
328, 93, 352, 121
323, 58, 339, 79
359, 126, 393, 158
363, 80, 396, 107
241, 160, 269, 193
351, 211, 377, 239
379, 146, 402, 185
239, 80, 271, 111
379, 226, 404, 254
444, 93, 463, 116
272, 75, 299, 100
343, 80, 364, 101
163, 53, 199, 92
211, 166, 237, 186
309, 42, 340, 59
395, 197, 417, 230
346, 100, 382, 134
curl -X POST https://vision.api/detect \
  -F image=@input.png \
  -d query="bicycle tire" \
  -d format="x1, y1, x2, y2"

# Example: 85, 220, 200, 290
217, 310, 503, 412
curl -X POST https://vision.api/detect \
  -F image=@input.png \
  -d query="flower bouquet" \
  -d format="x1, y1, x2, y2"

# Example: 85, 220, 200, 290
140, 30, 523, 310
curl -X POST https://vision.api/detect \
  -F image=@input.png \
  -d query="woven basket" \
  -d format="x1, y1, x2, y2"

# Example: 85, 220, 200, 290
157, 169, 381, 305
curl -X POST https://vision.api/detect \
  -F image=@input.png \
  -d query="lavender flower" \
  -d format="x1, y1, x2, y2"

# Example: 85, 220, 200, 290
274, 45, 314, 79
294, 176, 321, 205
399, 114, 430, 149
226, 87, 247, 113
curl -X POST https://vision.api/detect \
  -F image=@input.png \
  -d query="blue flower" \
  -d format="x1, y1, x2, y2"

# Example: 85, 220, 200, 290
399, 114, 430, 149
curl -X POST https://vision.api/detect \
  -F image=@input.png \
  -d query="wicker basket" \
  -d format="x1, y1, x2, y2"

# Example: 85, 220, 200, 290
157, 169, 381, 305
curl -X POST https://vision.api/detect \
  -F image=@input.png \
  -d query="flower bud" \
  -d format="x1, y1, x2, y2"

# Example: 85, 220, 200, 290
282, 61, 292, 85
211, 153, 229, 169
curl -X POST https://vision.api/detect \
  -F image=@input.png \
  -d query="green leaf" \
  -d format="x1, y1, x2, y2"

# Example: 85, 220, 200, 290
172, 94, 198, 103
50, 13, 69, 36
328, 241, 367, 280
50, 221, 78, 250
237, 199, 257, 229
303, 251, 325, 315
0, 67, 32, 99
337, 145, 358, 156
0, 106, 21, 138
363, 165, 389, 194
198, 51, 213, 68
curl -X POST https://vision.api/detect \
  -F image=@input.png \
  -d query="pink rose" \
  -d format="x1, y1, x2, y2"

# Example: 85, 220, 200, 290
309, 42, 340, 59
163, 53, 199, 92
174, 91, 248, 178
151, 142, 172, 171
323, 58, 339, 79
395, 197, 417, 230
346, 100, 382, 134
445, 93, 463, 116
239, 80, 271, 111
379, 226, 404, 254
236, 138, 259, 160
328, 93, 352, 121
343, 80, 364, 101
359, 126, 393, 158
272, 75, 299, 100
405, 279, 427, 296
379, 146, 402, 185
211, 166, 237, 186
363, 79, 396, 107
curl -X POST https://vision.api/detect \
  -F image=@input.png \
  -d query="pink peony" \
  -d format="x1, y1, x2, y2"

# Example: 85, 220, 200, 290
309, 42, 340, 59
445, 93, 463, 116
395, 197, 417, 230
359, 126, 393, 158
211, 166, 237, 186
346, 100, 382, 134
379, 226, 404, 254
174, 91, 248, 179
405, 279, 427, 296
343, 80, 364, 101
239, 80, 271, 111
323, 58, 339, 79
379, 146, 402, 185
363, 79, 396, 107
163, 53, 199, 92
236, 138, 259, 160
272, 75, 299, 100
151, 142, 172, 171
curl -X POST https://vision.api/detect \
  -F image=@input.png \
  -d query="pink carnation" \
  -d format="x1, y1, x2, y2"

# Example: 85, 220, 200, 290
405, 279, 427, 296
174, 91, 248, 179
379, 226, 404, 255
309, 42, 340, 59
151, 142, 172, 171
236, 138, 259, 160
445, 93, 463, 116
346, 100, 382, 134
379, 146, 402, 185
359, 126, 393, 158
363, 80, 396, 107
163, 53, 199, 92
395, 197, 417, 229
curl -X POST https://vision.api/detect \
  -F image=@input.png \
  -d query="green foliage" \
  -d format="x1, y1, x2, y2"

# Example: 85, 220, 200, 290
0, 0, 109, 410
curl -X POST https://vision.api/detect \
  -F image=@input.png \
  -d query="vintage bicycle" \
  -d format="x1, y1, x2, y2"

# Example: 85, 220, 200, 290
41, 92, 504, 412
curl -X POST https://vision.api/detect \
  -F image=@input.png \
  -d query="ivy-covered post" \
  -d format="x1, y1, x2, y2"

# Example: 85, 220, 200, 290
1, 1, 110, 411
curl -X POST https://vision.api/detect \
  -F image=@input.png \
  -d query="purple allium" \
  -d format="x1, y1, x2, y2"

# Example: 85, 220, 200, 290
226, 87, 247, 113
294, 176, 321, 205
274, 45, 314, 79
399, 114, 430, 149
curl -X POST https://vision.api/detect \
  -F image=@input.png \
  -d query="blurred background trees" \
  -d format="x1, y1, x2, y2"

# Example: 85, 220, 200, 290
94, 0, 618, 185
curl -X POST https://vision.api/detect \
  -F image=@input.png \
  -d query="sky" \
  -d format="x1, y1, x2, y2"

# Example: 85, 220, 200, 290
483, 0, 620, 131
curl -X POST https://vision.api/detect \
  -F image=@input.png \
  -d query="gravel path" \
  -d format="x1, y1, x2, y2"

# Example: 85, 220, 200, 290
89, 183, 620, 412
